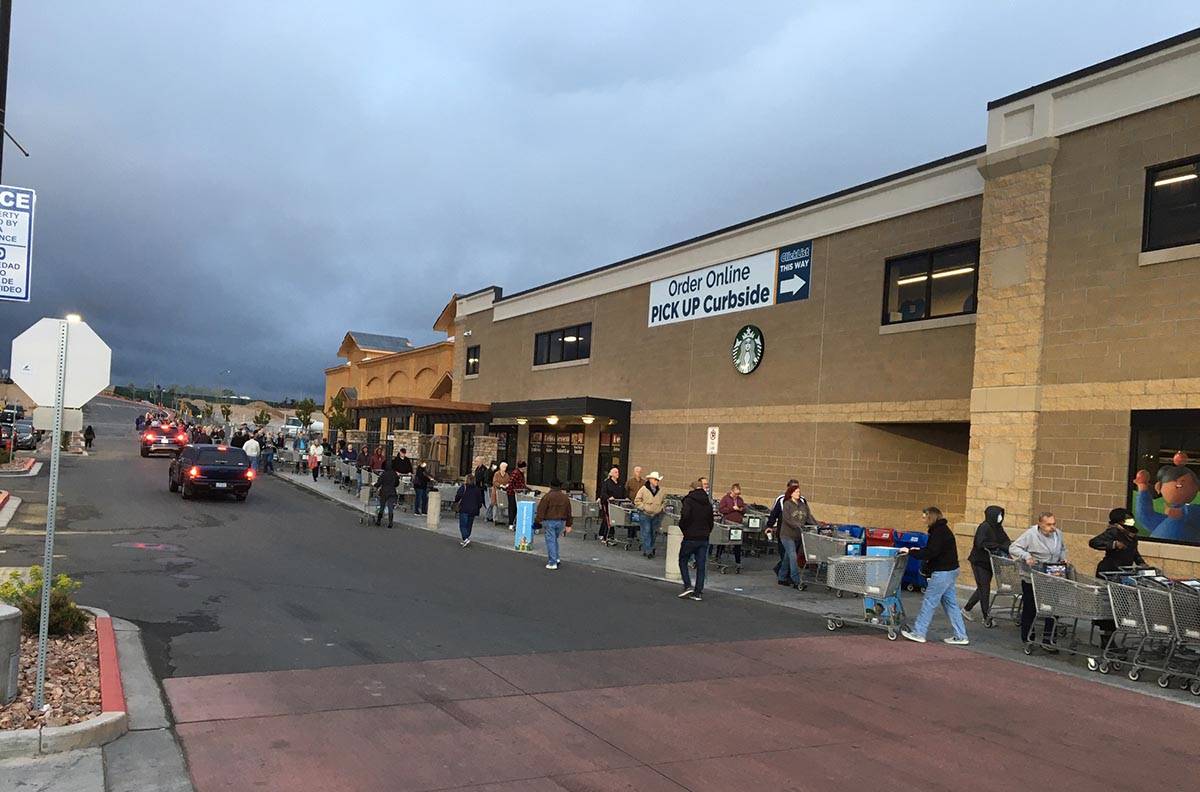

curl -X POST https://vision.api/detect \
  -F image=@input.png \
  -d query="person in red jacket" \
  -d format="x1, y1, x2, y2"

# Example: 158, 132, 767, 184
715, 483, 746, 572
506, 461, 526, 529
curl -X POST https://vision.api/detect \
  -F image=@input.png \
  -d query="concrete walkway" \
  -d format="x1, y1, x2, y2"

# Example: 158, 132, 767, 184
272, 468, 1200, 706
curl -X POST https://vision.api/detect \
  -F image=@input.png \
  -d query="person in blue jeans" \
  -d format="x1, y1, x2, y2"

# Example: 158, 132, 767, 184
535, 479, 574, 570
453, 475, 484, 548
633, 472, 666, 558
676, 478, 713, 601
902, 506, 969, 645
412, 461, 432, 515
778, 484, 815, 587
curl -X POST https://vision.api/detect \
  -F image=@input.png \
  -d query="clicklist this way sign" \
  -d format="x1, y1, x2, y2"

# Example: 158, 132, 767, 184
0, 186, 35, 303
647, 242, 813, 327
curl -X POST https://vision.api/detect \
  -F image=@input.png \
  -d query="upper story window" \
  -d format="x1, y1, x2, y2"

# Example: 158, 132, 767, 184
882, 241, 979, 325
534, 323, 591, 366
465, 345, 480, 376
1144, 155, 1200, 252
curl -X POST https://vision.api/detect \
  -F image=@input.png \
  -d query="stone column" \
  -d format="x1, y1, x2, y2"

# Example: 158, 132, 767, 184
516, 423, 530, 464
391, 429, 421, 462
581, 422, 601, 498
965, 139, 1058, 531
345, 429, 367, 450
471, 433, 499, 467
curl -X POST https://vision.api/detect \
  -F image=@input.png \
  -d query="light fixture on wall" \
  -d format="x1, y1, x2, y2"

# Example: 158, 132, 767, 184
563, 335, 578, 342
516, 418, 527, 425
581, 415, 595, 425
896, 266, 975, 286
545, 415, 559, 425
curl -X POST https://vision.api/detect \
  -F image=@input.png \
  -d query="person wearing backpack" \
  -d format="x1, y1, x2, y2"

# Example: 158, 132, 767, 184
962, 505, 1010, 628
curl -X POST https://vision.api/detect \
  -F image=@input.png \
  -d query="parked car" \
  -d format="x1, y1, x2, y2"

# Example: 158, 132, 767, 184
140, 424, 188, 457
169, 445, 254, 501
282, 416, 324, 437
12, 419, 38, 450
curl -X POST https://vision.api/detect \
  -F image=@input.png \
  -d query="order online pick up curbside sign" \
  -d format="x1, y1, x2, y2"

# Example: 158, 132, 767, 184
647, 241, 811, 327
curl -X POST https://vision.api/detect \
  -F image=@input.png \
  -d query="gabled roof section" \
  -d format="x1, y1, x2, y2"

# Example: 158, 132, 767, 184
433, 296, 458, 334
338, 331, 413, 358
428, 372, 453, 401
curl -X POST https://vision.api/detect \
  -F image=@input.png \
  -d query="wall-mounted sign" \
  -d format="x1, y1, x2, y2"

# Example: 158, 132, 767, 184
776, 240, 811, 303
0, 186, 35, 303
731, 325, 764, 375
706, 426, 720, 455
647, 242, 814, 327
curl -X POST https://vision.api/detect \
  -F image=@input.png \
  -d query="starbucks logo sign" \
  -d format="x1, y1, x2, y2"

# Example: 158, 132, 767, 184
731, 325, 764, 375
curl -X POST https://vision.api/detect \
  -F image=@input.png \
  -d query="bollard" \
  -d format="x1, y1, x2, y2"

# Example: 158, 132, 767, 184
664, 524, 683, 582
0, 604, 19, 705
426, 490, 441, 530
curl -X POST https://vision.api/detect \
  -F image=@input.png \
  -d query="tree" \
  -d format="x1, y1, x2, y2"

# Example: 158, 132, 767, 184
201, 403, 214, 422
294, 398, 317, 429
219, 403, 232, 423
253, 408, 271, 428
327, 394, 353, 432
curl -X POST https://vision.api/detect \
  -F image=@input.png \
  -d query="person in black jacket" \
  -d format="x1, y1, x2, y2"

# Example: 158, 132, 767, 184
472, 457, 491, 518
676, 478, 714, 601
412, 461, 433, 515
1089, 507, 1145, 575
766, 478, 799, 576
453, 475, 485, 547
962, 505, 1010, 628
374, 467, 400, 528
901, 507, 969, 645
598, 467, 626, 543
1091, 507, 1145, 648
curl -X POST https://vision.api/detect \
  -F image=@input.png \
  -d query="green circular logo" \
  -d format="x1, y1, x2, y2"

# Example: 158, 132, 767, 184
731, 325, 764, 375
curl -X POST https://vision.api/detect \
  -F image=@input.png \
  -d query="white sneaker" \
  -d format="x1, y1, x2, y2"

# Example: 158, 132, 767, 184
545, 563, 558, 570
944, 636, 970, 646
901, 629, 926, 644
460, 539, 471, 548
960, 607, 975, 622
678, 588, 694, 599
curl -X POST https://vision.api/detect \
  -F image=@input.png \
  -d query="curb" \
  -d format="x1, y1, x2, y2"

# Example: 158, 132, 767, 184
0, 607, 129, 759
0, 491, 8, 510
0, 495, 23, 531
0, 458, 37, 478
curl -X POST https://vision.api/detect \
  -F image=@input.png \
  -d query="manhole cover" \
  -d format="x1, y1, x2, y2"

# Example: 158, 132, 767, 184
113, 542, 183, 552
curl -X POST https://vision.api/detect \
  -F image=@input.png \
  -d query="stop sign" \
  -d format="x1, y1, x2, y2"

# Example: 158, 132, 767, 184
10, 318, 112, 409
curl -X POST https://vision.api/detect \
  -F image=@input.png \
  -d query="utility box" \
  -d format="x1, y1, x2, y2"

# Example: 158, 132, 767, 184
0, 604, 20, 705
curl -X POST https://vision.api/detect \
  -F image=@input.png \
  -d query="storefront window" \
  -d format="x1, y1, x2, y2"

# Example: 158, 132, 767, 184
882, 241, 979, 325
1129, 409, 1200, 545
465, 345, 480, 376
1144, 155, 1200, 252
527, 428, 584, 488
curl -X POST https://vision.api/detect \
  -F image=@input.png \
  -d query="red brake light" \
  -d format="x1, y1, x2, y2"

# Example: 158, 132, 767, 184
144, 432, 156, 440
187, 466, 200, 478
245, 468, 255, 480
177, 433, 188, 443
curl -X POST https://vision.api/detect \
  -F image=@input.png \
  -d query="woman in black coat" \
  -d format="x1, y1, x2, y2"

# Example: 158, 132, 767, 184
962, 505, 1010, 628
1089, 507, 1144, 575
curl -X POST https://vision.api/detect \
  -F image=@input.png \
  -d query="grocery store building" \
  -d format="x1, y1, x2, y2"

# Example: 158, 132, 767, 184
435, 30, 1200, 573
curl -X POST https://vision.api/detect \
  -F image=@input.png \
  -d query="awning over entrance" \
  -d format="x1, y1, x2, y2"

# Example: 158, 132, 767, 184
348, 395, 492, 426
490, 396, 630, 426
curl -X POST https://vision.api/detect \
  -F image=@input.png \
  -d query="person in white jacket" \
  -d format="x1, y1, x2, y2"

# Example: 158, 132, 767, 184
308, 438, 324, 482
1009, 512, 1067, 648
242, 435, 261, 473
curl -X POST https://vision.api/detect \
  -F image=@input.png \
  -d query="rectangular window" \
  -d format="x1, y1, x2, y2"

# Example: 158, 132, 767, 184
882, 241, 979, 325
465, 345, 480, 376
526, 428, 585, 489
533, 323, 593, 366
1144, 155, 1200, 252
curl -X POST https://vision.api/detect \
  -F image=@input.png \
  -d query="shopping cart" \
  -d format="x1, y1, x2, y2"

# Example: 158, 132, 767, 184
1096, 581, 1142, 675
710, 521, 744, 574
605, 500, 639, 550
1025, 569, 1111, 662
357, 481, 381, 526
1124, 581, 1176, 685
1167, 582, 1200, 696
988, 554, 1023, 622
800, 530, 861, 594
823, 553, 908, 640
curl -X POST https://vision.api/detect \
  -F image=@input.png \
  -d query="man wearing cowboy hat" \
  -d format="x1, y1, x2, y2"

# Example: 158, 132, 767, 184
634, 471, 667, 558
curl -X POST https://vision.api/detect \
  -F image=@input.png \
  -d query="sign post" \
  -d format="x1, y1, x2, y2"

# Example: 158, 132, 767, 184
10, 316, 111, 710
706, 426, 719, 503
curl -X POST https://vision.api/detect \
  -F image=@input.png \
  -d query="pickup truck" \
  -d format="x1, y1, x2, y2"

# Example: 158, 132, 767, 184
282, 416, 324, 436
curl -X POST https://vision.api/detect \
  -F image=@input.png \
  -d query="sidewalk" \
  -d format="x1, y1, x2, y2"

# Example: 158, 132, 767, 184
270, 468, 1200, 706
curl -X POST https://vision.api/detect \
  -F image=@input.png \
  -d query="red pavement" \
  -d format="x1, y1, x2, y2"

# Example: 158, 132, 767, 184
165, 634, 1200, 792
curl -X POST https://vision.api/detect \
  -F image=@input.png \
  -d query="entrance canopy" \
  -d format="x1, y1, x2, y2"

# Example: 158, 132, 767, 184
490, 396, 630, 427
347, 394, 491, 427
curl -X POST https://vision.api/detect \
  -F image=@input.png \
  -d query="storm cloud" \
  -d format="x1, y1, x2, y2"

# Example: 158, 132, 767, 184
0, 1, 1194, 398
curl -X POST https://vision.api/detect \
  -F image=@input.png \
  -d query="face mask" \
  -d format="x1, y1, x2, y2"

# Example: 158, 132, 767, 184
1123, 518, 1136, 528
997, 514, 1003, 524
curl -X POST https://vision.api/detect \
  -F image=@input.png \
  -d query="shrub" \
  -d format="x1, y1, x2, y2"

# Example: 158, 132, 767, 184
0, 566, 89, 635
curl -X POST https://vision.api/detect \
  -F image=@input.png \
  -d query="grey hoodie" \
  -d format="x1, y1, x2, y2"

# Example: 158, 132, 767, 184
1008, 525, 1067, 565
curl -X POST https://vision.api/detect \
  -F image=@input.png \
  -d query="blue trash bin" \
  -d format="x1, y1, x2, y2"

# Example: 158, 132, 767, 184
515, 500, 535, 550
895, 530, 928, 591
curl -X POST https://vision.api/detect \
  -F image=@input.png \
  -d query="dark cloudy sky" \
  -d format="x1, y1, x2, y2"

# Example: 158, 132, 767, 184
0, 2, 1195, 399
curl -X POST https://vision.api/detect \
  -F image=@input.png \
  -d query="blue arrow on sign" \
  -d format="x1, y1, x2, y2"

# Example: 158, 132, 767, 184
776, 241, 811, 303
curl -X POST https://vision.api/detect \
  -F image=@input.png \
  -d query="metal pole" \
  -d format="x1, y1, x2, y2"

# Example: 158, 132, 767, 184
34, 318, 68, 710
708, 453, 716, 505
0, 0, 12, 181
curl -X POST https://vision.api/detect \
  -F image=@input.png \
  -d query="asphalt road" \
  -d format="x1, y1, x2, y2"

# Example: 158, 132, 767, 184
1, 396, 818, 679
